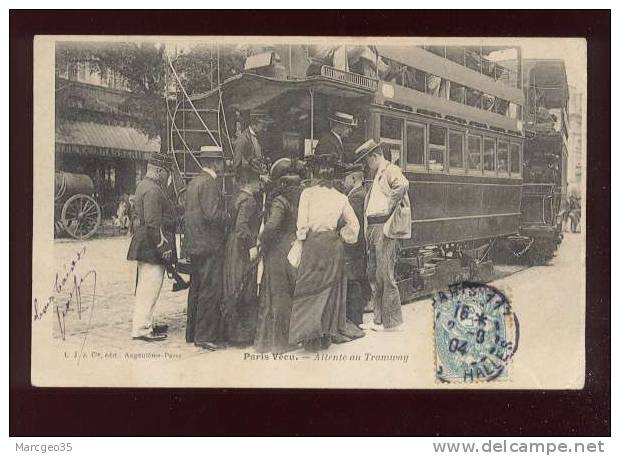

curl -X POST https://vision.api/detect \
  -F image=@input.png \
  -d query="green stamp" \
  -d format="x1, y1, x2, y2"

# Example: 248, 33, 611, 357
434, 282, 519, 384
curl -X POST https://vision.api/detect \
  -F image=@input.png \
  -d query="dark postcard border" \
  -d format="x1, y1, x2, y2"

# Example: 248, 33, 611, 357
10, 10, 610, 436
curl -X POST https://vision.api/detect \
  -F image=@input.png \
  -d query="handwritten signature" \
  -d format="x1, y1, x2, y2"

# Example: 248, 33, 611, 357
55, 269, 97, 341
32, 246, 98, 365
33, 246, 87, 322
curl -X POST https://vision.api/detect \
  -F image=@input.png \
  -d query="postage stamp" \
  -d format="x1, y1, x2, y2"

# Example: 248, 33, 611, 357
434, 282, 519, 384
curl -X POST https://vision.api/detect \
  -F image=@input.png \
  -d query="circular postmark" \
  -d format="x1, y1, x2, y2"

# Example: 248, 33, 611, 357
433, 282, 519, 384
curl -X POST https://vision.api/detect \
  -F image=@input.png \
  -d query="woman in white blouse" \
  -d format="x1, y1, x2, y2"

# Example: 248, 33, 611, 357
288, 159, 360, 352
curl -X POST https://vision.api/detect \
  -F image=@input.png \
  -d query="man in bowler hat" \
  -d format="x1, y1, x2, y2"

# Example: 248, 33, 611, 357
232, 110, 274, 176
314, 111, 358, 164
184, 147, 231, 351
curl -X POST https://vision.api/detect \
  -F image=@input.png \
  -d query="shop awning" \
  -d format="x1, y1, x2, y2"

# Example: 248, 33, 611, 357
56, 121, 160, 159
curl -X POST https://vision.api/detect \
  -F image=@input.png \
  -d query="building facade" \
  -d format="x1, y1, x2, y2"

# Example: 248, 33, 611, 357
55, 61, 160, 219
568, 87, 583, 195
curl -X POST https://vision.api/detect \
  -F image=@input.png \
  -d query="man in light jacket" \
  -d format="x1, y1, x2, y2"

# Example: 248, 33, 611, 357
352, 139, 411, 331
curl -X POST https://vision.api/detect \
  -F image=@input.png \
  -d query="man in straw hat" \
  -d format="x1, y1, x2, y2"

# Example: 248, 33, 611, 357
314, 111, 358, 164
184, 146, 231, 351
126, 151, 176, 342
352, 139, 411, 332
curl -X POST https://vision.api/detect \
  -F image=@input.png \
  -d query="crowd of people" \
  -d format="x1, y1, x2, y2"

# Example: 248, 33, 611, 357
126, 110, 412, 354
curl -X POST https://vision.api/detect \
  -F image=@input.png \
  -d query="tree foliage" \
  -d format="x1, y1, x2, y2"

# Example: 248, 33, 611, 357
55, 41, 248, 149
172, 43, 246, 95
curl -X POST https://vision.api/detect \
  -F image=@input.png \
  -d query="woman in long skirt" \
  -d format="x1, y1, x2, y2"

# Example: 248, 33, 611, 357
221, 169, 262, 346
288, 162, 360, 351
254, 169, 303, 354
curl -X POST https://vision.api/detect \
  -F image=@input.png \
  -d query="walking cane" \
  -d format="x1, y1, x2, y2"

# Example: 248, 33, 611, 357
256, 184, 267, 294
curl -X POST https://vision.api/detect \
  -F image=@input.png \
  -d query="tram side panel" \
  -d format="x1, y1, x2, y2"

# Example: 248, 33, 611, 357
402, 172, 522, 248
397, 170, 522, 301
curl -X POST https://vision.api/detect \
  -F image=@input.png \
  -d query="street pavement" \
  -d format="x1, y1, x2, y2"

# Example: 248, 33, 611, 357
48, 231, 584, 388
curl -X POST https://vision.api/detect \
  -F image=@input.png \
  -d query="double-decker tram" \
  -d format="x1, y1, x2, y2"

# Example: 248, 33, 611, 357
506, 59, 569, 264
166, 43, 532, 302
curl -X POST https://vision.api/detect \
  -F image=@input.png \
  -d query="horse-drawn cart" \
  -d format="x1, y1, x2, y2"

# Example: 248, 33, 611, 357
54, 171, 102, 240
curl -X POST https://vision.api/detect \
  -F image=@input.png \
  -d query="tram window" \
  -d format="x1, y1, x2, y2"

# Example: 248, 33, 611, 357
406, 122, 426, 167
385, 60, 426, 92
449, 82, 466, 104
467, 134, 482, 172
483, 137, 496, 173
428, 125, 446, 172
380, 116, 403, 140
508, 103, 520, 120
405, 68, 426, 92
380, 116, 403, 166
510, 143, 521, 175
497, 140, 509, 174
466, 87, 482, 109
495, 98, 510, 116
448, 131, 464, 170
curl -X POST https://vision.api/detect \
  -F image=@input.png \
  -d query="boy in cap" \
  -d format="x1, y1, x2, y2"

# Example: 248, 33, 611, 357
342, 163, 370, 329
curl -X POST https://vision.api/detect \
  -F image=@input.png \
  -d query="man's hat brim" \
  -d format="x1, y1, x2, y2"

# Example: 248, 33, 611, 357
328, 111, 357, 127
270, 157, 307, 181
352, 141, 383, 163
328, 117, 358, 127
250, 111, 275, 124
148, 152, 173, 169
199, 145, 225, 159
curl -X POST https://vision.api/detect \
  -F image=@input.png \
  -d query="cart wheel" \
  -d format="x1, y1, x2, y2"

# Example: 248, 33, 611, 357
61, 194, 101, 240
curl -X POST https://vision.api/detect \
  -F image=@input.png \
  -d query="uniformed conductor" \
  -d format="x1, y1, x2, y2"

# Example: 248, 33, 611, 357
126, 151, 175, 342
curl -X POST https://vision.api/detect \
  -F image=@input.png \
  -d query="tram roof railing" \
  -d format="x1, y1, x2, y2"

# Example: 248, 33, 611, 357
318, 65, 378, 91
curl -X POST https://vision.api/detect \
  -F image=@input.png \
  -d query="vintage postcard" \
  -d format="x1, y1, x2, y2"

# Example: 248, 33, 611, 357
31, 35, 586, 388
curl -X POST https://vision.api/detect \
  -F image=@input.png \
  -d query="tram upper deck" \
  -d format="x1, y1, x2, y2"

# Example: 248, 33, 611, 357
170, 43, 525, 249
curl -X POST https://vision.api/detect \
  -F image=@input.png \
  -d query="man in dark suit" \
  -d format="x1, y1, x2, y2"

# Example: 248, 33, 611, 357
314, 111, 357, 164
184, 149, 231, 351
127, 152, 176, 342
232, 111, 273, 176
342, 164, 370, 328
